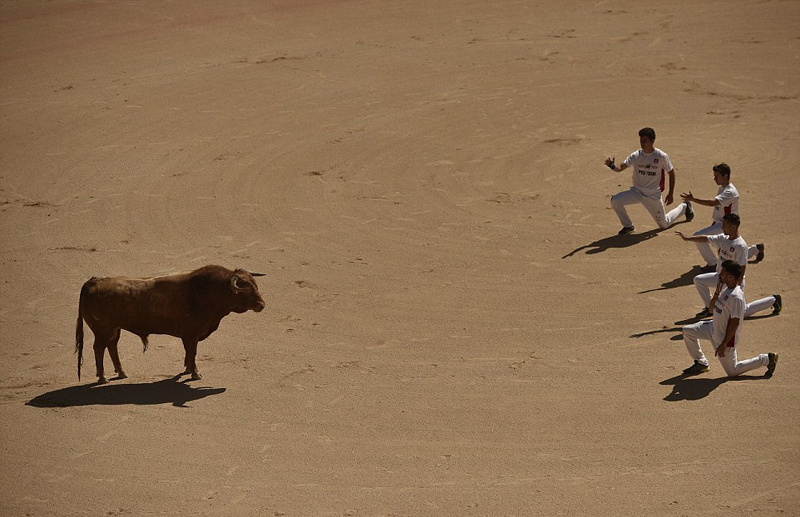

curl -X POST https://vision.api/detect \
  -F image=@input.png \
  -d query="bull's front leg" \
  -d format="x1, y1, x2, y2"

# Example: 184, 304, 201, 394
181, 337, 202, 380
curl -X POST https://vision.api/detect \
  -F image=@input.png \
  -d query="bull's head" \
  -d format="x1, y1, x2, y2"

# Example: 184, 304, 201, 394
230, 269, 266, 313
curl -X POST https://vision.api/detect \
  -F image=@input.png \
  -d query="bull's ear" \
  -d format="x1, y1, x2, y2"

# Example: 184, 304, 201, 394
231, 274, 249, 291
249, 271, 266, 277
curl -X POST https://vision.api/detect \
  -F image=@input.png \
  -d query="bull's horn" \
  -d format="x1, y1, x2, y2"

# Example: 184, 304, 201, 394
249, 271, 266, 277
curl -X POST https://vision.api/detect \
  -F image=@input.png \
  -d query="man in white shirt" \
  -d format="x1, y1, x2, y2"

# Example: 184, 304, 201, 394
676, 213, 781, 318
604, 127, 693, 235
681, 163, 763, 270
681, 260, 778, 378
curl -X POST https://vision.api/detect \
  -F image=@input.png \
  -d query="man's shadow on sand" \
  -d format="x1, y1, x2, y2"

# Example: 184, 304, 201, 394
639, 265, 706, 293
562, 221, 696, 259
639, 256, 767, 294
562, 227, 663, 259
631, 311, 780, 341
27, 374, 225, 408
630, 326, 684, 341
660, 373, 771, 401
629, 312, 712, 341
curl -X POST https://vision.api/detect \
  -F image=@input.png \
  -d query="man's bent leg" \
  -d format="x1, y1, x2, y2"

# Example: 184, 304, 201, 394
745, 295, 776, 318
717, 346, 769, 377
610, 188, 642, 229
683, 321, 712, 366
693, 223, 723, 266
694, 272, 719, 309
641, 195, 671, 229
663, 201, 688, 228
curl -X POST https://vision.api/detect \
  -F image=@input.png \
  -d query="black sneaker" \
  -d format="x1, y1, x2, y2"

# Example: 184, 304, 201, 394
618, 226, 635, 235
684, 201, 694, 222
683, 361, 710, 375
756, 243, 765, 262
696, 307, 712, 318
773, 294, 782, 315
766, 352, 779, 378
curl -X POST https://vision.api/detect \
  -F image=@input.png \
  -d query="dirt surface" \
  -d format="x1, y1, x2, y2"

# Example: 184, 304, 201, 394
1, 1, 798, 515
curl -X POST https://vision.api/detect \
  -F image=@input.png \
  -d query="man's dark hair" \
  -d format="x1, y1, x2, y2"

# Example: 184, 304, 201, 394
723, 213, 740, 226
713, 163, 731, 177
721, 259, 743, 279
638, 127, 656, 141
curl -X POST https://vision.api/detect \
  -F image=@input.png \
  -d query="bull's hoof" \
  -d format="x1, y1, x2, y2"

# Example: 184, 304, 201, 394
97, 377, 108, 385
116, 371, 128, 379
190, 372, 203, 381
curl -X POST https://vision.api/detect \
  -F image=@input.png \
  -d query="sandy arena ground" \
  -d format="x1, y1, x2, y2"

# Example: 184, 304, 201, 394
1, 1, 798, 515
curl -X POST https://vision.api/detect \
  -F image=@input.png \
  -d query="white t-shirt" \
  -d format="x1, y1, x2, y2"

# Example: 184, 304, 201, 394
713, 183, 740, 223
712, 285, 745, 349
707, 233, 748, 273
623, 148, 673, 199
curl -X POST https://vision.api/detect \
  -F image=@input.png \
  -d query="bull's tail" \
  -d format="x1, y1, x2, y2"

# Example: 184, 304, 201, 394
139, 335, 149, 354
75, 281, 90, 381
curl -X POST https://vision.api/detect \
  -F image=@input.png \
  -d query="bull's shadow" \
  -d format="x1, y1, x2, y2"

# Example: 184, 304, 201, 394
27, 375, 225, 408
660, 373, 768, 401
562, 227, 663, 259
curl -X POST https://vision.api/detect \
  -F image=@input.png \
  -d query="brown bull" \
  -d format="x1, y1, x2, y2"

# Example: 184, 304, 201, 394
75, 265, 265, 384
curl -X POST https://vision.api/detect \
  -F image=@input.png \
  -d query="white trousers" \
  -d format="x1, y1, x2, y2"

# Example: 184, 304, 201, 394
693, 272, 775, 316
693, 272, 745, 309
693, 222, 760, 266
745, 295, 777, 317
682, 320, 768, 377
611, 188, 687, 229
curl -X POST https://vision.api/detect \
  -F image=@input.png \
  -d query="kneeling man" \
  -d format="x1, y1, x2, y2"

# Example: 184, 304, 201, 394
681, 260, 778, 377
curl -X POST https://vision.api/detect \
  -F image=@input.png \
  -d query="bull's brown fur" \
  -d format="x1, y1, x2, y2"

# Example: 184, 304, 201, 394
74, 265, 265, 383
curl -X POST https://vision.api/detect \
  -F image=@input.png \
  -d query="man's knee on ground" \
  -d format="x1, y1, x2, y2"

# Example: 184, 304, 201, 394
717, 356, 740, 377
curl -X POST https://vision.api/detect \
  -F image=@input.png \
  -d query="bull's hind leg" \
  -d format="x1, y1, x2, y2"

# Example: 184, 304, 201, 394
107, 329, 127, 380
92, 332, 112, 384
181, 337, 202, 380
